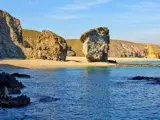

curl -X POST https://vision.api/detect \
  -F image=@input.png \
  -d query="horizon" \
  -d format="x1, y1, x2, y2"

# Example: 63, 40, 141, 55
0, 0, 160, 44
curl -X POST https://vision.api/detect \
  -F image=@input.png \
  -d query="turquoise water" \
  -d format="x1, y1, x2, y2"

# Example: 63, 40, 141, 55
1, 65, 160, 120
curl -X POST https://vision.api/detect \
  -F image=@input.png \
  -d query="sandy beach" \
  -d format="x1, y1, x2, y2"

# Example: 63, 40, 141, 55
0, 57, 159, 69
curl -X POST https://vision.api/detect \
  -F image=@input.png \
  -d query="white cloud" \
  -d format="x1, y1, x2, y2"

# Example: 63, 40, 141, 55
106, 1, 160, 24
58, 0, 111, 10
127, 1, 160, 12
28, 0, 39, 5
50, 14, 83, 20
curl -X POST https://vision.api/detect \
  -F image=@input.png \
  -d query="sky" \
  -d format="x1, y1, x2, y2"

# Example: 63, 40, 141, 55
0, 0, 160, 44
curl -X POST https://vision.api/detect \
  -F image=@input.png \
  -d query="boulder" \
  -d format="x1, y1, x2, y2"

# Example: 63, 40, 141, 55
130, 76, 160, 85
0, 10, 25, 59
0, 95, 30, 108
0, 72, 25, 94
0, 72, 30, 107
32, 30, 68, 61
67, 46, 76, 56
130, 76, 160, 81
39, 96, 60, 103
0, 87, 9, 98
11, 73, 31, 78
80, 27, 110, 62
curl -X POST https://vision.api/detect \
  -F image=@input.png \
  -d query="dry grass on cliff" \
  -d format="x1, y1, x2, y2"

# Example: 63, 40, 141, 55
66, 39, 84, 56
22, 29, 160, 58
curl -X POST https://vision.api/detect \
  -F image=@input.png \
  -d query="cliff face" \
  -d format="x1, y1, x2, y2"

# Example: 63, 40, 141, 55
109, 40, 148, 57
0, 10, 25, 59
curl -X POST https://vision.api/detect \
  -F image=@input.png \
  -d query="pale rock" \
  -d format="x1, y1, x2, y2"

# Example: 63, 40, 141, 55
80, 27, 110, 62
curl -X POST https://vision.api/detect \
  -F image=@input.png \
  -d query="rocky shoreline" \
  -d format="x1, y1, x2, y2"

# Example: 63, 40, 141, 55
0, 72, 30, 108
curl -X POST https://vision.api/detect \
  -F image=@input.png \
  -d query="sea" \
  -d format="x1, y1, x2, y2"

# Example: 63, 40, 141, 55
0, 61, 160, 120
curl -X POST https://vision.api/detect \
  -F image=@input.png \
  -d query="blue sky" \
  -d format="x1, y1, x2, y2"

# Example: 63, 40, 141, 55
0, 0, 160, 44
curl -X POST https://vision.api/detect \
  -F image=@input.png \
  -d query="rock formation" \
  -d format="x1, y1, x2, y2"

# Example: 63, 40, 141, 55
109, 40, 148, 58
0, 72, 30, 107
0, 10, 25, 59
32, 30, 68, 61
67, 46, 76, 56
0, 72, 25, 94
80, 27, 110, 62
22, 29, 160, 59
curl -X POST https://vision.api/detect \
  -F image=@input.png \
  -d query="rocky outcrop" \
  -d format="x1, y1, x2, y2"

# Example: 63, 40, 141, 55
67, 46, 76, 56
11, 73, 31, 78
80, 27, 110, 62
109, 40, 148, 58
0, 72, 25, 94
0, 10, 25, 59
0, 72, 30, 107
0, 95, 30, 108
32, 30, 68, 61
130, 76, 160, 84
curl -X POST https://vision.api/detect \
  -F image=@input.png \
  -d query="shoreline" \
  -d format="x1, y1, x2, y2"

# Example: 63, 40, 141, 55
0, 57, 160, 69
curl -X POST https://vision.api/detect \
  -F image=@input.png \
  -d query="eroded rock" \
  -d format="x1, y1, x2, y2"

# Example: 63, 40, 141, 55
0, 72, 25, 92
80, 27, 110, 62
67, 46, 76, 56
0, 10, 25, 59
0, 72, 30, 107
32, 30, 68, 61
0, 95, 30, 108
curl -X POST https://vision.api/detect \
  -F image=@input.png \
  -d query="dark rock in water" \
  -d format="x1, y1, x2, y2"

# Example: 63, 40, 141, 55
0, 72, 25, 93
0, 72, 30, 108
0, 87, 9, 98
0, 72, 25, 89
0, 95, 30, 108
11, 73, 31, 78
130, 76, 160, 85
8, 88, 21, 94
39, 96, 60, 103
130, 76, 160, 81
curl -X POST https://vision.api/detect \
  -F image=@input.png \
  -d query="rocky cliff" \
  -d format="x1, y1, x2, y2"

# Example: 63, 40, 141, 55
32, 30, 68, 61
109, 40, 147, 57
0, 10, 25, 59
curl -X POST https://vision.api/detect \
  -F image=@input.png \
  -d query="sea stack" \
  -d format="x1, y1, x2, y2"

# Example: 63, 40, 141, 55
80, 27, 110, 62
0, 10, 25, 59
32, 30, 68, 61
